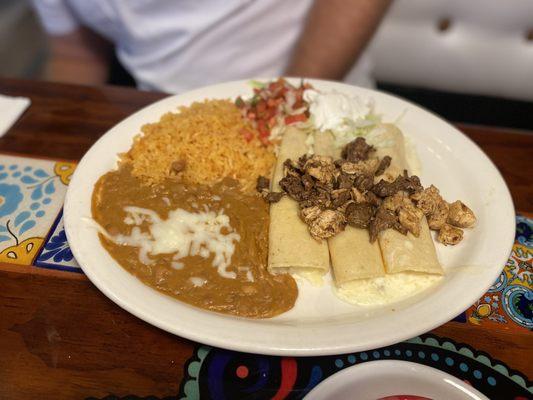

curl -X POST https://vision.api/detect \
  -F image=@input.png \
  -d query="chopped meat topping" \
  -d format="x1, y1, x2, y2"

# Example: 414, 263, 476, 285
306, 188, 332, 209
279, 175, 305, 201
372, 173, 423, 197
314, 179, 334, 193
382, 191, 410, 212
301, 173, 314, 191
353, 174, 375, 191
336, 200, 354, 214
331, 189, 352, 208
341, 137, 375, 162
256, 175, 284, 202
375, 155, 391, 176
336, 173, 354, 190
369, 206, 398, 242
351, 187, 367, 203
300, 206, 322, 225
374, 191, 422, 237
400, 171, 423, 193
297, 154, 309, 170
256, 175, 270, 192
398, 202, 424, 237
346, 202, 375, 229
410, 185, 442, 216
265, 192, 284, 203
447, 200, 476, 228
304, 155, 335, 183
437, 223, 464, 245
428, 200, 449, 230
283, 159, 301, 178
308, 209, 346, 240
365, 191, 382, 207
394, 220, 408, 235
257, 136, 475, 245
340, 159, 379, 176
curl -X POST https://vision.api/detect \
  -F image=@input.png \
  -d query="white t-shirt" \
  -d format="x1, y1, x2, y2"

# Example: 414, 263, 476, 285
32, 0, 373, 93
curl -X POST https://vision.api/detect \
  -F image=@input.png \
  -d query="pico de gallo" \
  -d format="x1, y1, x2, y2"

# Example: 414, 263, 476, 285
235, 78, 312, 145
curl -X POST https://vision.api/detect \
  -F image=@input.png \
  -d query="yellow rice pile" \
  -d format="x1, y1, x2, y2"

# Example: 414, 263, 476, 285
121, 99, 275, 192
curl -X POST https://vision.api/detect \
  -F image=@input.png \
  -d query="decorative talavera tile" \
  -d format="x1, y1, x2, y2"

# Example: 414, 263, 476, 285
35, 209, 81, 273
466, 215, 532, 331
0, 155, 76, 265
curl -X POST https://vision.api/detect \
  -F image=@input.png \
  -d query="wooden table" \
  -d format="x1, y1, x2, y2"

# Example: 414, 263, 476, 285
0, 78, 531, 399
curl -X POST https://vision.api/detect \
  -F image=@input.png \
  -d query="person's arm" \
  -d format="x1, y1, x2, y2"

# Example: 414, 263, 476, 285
45, 27, 112, 86
286, 0, 391, 80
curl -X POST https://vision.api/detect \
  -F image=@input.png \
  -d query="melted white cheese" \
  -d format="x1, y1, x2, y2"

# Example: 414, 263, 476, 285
238, 266, 255, 283
335, 272, 442, 306
294, 269, 325, 287
189, 277, 207, 287
96, 206, 240, 279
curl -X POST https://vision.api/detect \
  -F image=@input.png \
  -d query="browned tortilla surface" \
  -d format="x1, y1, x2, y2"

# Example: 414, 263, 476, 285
91, 166, 297, 318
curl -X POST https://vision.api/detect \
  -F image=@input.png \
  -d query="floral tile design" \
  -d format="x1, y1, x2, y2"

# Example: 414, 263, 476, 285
0, 154, 76, 265
466, 214, 532, 332
35, 209, 81, 273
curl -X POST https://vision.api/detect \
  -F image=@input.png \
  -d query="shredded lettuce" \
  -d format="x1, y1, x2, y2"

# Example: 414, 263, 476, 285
248, 80, 266, 90
322, 112, 382, 148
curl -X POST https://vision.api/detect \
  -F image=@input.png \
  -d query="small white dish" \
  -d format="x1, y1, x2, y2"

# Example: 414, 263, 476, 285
304, 360, 489, 400
64, 78, 515, 356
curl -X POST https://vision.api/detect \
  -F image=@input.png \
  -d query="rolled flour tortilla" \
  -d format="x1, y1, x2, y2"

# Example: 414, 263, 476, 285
372, 124, 443, 275
311, 130, 386, 285
268, 127, 330, 276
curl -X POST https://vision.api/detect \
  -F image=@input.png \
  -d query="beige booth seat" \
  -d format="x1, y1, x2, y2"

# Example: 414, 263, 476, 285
366, 0, 533, 101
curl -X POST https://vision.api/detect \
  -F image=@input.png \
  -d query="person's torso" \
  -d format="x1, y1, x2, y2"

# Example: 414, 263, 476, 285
66, 0, 315, 93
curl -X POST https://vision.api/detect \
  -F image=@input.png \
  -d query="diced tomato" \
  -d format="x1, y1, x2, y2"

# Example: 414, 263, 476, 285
240, 128, 254, 142
240, 79, 313, 137
256, 100, 266, 113
277, 87, 288, 98
256, 101, 266, 118
266, 106, 277, 120
293, 100, 303, 109
257, 120, 269, 137
268, 80, 284, 92
267, 83, 277, 92
284, 113, 307, 125
267, 98, 278, 108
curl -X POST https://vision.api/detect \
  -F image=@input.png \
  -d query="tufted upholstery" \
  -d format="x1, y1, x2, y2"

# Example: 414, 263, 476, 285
366, 0, 533, 101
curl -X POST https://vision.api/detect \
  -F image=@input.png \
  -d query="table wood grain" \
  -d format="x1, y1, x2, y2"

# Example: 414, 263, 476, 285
0, 78, 531, 399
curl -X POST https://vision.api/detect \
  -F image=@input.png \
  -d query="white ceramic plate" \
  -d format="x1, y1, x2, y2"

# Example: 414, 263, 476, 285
64, 79, 515, 356
304, 360, 489, 400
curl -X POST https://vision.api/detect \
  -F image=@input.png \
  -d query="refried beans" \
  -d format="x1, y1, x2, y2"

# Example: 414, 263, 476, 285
91, 165, 297, 318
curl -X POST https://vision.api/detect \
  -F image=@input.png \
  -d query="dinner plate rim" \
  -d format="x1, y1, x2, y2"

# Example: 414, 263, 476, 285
64, 78, 515, 356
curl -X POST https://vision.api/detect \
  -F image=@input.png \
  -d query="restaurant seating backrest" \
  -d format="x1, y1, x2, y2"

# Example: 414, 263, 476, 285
366, 0, 533, 101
